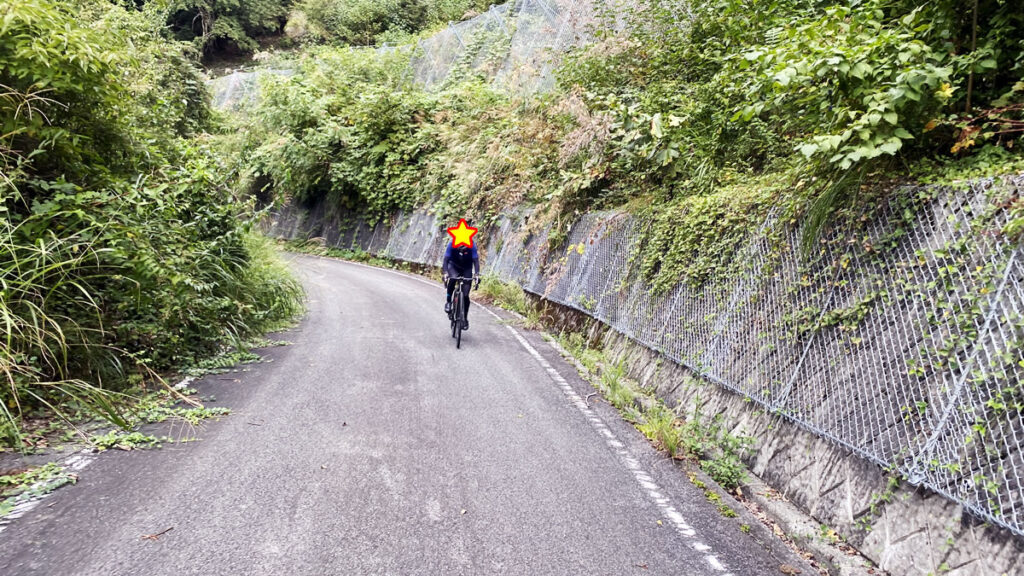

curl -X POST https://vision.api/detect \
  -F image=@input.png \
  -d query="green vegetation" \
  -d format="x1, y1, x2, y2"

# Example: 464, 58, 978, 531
637, 404, 683, 458
293, 0, 491, 46
89, 430, 165, 451
688, 471, 739, 519
475, 275, 543, 327
477, 275, 530, 316
279, 238, 416, 271
0, 462, 77, 517
556, 331, 753, 491
241, 0, 1024, 285
165, 0, 292, 55
104, 0, 490, 59
1, 0, 303, 447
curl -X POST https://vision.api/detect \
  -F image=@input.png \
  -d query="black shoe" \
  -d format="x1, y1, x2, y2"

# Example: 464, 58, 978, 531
462, 319, 469, 330
445, 301, 451, 314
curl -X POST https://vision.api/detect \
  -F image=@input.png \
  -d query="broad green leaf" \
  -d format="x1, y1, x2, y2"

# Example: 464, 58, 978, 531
650, 113, 664, 139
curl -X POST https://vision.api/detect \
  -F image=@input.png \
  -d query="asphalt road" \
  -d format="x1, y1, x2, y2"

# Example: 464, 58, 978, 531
0, 254, 814, 576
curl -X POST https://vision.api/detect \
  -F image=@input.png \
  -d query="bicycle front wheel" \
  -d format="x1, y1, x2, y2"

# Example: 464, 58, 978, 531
451, 293, 459, 338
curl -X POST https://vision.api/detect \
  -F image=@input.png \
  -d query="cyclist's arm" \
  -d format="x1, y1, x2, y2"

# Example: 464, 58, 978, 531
442, 244, 452, 278
472, 246, 480, 284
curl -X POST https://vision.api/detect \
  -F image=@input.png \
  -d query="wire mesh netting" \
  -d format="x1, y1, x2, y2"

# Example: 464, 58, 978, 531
209, 68, 294, 110
411, 0, 601, 93
279, 176, 1024, 535
209, 0, 608, 110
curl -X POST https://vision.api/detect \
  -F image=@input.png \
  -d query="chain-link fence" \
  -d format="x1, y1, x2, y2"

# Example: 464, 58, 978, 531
411, 0, 600, 92
270, 175, 1024, 536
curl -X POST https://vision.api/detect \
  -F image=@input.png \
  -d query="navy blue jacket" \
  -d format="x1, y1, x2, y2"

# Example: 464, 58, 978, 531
443, 242, 478, 274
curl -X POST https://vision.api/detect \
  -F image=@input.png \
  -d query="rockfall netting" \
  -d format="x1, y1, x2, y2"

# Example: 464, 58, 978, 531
209, 68, 294, 110
269, 175, 1024, 536
208, 0, 622, 112
411, 0, 601, 92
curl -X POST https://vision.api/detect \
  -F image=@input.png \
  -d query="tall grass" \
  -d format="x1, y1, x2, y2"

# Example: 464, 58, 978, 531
476, 274, 542, 326
0, 207, 304, 447
0, 217, 130, 446
233, 233, 305, 334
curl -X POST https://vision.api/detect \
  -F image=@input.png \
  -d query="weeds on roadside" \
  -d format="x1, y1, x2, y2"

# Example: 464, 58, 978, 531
678, 407, 753, 491
182, 349, 264, 377
477, 275, 528, 315
558, 329, 754, 491
638, 404, 682, 458
88, 431, 165, 451
689, 471, 739, 518
0, 462, 77, 517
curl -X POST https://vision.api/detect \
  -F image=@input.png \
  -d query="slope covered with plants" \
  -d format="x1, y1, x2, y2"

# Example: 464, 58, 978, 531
0, 0, 302, 446
160, 0, 491, 56
241, 0, 1024, 267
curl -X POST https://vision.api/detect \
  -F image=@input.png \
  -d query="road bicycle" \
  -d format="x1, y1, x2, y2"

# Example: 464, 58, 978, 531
446, 276, 474, 349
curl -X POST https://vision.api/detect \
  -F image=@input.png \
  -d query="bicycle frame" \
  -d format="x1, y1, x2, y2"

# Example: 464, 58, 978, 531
448, 276, 473, 348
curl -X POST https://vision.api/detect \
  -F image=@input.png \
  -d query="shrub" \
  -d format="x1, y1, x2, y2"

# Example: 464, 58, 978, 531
0, 0, 304, 446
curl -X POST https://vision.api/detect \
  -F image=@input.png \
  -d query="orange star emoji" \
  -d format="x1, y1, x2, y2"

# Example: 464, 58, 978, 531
447, 219, 478, 249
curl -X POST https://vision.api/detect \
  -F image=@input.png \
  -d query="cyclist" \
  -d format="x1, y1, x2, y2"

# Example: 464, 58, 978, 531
443, 240, 480, 330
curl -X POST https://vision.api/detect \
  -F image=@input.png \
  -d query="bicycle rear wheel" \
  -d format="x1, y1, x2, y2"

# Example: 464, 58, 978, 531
455, 289, 464, 349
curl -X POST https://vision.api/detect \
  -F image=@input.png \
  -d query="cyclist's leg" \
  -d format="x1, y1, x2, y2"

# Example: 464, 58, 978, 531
445, 264, 458, 311
461, 275, 472, 328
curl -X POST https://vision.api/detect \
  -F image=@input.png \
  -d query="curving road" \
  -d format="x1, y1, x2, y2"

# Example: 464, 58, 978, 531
0, 254, 814, 576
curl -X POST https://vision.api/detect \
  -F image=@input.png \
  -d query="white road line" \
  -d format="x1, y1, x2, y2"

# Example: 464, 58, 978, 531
306, 255, 734, 575
480, 307, 733, 575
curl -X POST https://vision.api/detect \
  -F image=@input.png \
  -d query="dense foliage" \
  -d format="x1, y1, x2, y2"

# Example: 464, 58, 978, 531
561, 0, 1024, 241
164, 0, 292, 55
1, 0, 302, 445
157, 0, 492, 55
241, 0, 1024, 288
292, 0, 490, 45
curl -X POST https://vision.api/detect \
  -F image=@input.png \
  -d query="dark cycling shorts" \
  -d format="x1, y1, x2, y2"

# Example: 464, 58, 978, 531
445, 264, 473, 280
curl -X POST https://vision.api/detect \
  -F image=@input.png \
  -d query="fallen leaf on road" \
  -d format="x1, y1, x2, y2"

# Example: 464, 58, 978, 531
141, 527, 174, 541
656, 520, 663, 526
779, 564, 801, 575
633, 563, 648, 569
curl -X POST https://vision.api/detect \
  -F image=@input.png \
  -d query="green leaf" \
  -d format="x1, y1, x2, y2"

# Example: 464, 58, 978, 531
850, 62, 871, 80
650, 113, 664, 139
879, 138, 903, 155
